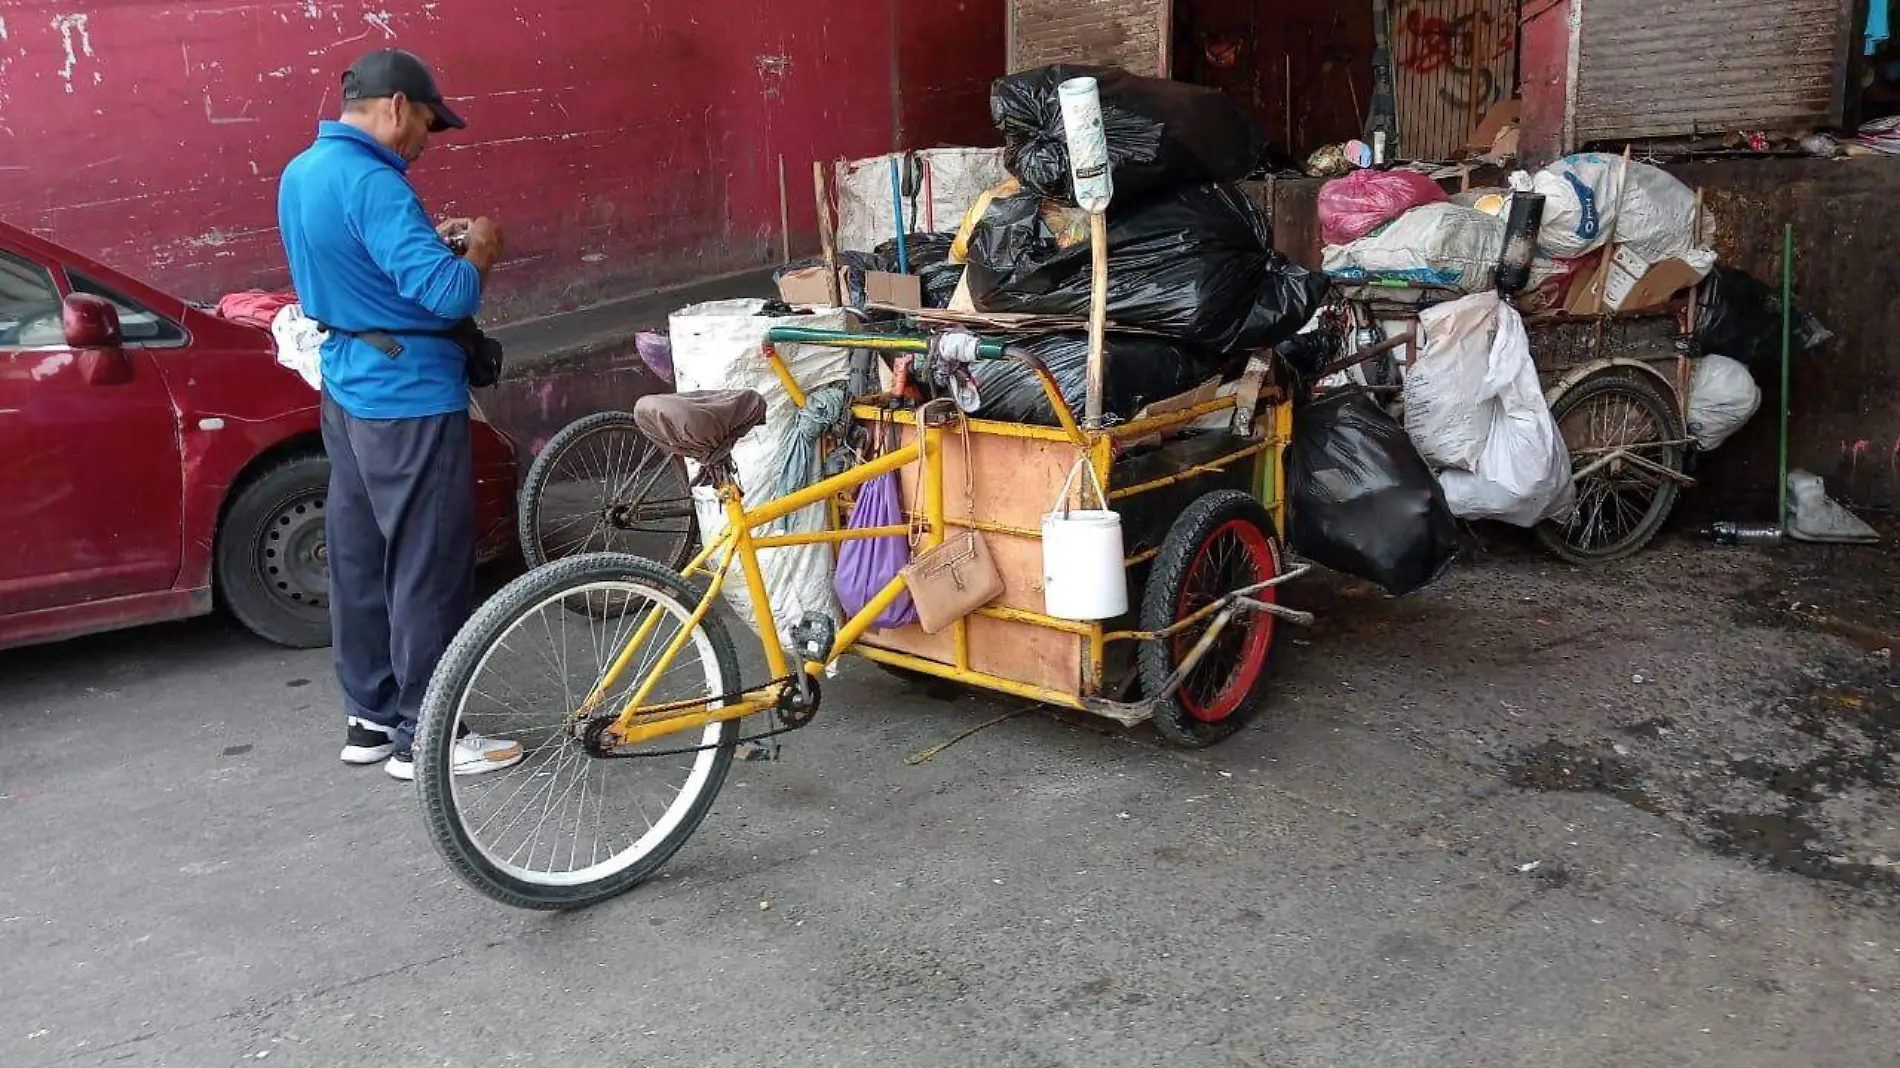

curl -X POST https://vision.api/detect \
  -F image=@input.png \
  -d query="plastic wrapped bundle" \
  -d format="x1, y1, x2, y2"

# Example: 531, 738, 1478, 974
964, 184, 1327, 353
968, 332, 1227, 427
992, 64, 1262, 205
1318, 169, 1448, 247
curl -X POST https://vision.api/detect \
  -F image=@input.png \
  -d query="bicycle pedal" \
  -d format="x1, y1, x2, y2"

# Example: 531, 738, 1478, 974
790, 613, 837, 663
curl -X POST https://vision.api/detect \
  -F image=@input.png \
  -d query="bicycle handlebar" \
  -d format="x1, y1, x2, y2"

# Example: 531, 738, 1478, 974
759, 327, 1088, 445
762, 326, 1012, 362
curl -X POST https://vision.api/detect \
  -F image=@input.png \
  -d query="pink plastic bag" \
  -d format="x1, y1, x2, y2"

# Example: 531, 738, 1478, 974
1318, 170, 1448, 247
834, 471, 919, 630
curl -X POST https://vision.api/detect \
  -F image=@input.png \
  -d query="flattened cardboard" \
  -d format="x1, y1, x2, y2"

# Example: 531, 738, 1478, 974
776, 267, 922, 311
1614, 256, 1702, 312
1465, 99, 1522, 152
1126, 376, 1223, 448
863, 270, 923, 310
1566, 245, 1702, 314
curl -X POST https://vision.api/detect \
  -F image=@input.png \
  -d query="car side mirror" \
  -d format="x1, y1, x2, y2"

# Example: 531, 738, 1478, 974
64, 293, 123, 348
62, 293, 131, 386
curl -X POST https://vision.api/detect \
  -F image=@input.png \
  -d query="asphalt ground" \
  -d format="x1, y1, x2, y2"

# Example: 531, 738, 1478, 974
2, 533, 1895, 1067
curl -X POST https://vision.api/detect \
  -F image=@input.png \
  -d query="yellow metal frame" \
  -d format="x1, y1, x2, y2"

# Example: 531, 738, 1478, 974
579, 340, 1292, 747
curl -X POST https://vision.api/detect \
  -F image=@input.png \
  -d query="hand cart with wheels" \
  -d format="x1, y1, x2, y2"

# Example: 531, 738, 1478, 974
413, 326, 1314, 910
1320, 283, 1696, 564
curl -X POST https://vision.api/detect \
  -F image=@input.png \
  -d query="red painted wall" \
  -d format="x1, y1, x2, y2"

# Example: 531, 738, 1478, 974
897, 0, 1008, 148
0, 0, 1004, 321
1518, 0, 1573, 165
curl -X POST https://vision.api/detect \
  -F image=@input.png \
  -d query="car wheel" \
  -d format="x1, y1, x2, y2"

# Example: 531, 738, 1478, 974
216, 453, 333, 649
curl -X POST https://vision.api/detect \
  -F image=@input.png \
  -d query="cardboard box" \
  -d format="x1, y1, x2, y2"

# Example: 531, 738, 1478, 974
862, 270, 922, 310
774, 266, 922, 311
1564, 245, 1703, 314
775, 266, 836, 307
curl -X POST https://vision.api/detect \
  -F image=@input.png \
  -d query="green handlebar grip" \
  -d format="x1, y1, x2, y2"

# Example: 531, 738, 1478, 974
763, 327, 1010, 360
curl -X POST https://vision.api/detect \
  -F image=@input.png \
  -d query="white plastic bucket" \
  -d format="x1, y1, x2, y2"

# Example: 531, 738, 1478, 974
1042, 509, 1127, 621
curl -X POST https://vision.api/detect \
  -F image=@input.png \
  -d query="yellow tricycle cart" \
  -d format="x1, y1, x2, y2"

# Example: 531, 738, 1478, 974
412, 326, 1310, 910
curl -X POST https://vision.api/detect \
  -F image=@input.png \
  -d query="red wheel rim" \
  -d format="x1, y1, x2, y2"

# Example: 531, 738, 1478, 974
1172, 519, 1278, 723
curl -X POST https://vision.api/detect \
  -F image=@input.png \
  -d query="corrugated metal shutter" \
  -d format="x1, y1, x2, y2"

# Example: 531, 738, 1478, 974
1006, 0, 1172, 75
1573, 0, 1857, 143
1387, 0, 1520, 160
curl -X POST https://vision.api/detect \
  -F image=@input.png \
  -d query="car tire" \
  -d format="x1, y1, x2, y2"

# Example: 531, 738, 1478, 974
216, 453, 333, 649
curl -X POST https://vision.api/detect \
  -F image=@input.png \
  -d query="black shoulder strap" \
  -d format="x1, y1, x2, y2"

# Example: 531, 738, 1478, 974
310, 321, 459, 360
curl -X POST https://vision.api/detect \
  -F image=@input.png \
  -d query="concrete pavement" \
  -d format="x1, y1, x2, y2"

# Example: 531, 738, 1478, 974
1, 536, 1895, 1067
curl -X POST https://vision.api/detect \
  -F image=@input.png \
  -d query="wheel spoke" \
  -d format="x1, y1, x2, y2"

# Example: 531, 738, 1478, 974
422, 568, 735, 901
1550, 377, 1682, 561
528, 421, 695, 568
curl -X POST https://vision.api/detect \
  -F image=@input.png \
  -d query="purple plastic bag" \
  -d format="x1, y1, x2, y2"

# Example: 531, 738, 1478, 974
834, 471, 918, 630
635, 331, 674, 384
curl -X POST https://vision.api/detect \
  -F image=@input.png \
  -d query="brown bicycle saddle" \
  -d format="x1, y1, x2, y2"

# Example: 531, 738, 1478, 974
633, 390, 768, 478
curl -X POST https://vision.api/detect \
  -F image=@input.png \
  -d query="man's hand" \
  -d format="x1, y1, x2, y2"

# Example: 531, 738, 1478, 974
462, 217, 504, 276
435, 217, 473, 240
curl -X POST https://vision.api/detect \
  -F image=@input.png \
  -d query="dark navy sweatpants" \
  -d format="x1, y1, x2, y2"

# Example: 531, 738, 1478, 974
321, 393, 475, 753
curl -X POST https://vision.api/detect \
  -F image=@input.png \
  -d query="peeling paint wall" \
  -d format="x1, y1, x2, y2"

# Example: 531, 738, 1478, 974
0, 0, 1004, 321
1668, 157, 1900, 515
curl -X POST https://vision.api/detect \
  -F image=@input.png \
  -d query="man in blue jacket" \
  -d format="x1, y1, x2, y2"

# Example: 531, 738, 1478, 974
278, 49, 520, 781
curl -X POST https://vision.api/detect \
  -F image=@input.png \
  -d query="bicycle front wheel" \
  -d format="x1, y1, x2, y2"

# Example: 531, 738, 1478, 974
416, 553, 742, 910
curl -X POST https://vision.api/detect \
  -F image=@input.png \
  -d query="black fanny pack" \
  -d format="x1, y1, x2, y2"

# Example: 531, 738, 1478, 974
320, 317, 505, 389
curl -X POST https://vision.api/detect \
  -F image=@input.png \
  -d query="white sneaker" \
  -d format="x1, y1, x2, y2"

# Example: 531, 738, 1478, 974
340, 717, 398, 765
384, 733, 524, 781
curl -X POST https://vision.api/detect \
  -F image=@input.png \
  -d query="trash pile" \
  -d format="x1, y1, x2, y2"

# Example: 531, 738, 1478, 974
1319, 153, 1717, 313
1306, 152, 1831, 525
1278, 148, 1840, 583
945, 65, 1327, 426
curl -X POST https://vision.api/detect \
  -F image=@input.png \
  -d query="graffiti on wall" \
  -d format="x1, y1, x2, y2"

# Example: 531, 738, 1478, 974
1388, 0, 1517, 158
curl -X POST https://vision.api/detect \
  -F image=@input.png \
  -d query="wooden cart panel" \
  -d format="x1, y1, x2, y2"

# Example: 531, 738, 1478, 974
849, 406, 1282, 706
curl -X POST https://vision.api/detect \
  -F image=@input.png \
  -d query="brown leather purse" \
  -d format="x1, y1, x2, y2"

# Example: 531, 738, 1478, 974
898, 401, 1003, 634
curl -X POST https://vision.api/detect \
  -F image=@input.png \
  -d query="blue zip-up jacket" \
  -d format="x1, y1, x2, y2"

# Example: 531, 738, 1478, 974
277, 122, 482, 418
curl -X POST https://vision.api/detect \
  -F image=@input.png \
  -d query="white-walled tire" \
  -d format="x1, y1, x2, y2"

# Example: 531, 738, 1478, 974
416, 552, 741, 910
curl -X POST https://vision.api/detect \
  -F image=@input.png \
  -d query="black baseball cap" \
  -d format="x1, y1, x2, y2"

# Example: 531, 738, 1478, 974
341, 49, 465, 132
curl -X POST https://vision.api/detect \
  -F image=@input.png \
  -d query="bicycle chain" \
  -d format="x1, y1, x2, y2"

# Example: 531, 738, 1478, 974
582, 673, 814, 760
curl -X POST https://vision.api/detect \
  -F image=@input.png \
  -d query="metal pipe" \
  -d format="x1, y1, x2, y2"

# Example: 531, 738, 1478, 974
854, 645, 1086, 710
1310, 330, 1417, 380
752, 525, 910, 549
1778, 222, 1793, 526
1108, 440, 1275, 501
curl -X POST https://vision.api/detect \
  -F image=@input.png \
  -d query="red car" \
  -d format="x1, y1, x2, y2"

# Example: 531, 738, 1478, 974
0, 221, 517, 651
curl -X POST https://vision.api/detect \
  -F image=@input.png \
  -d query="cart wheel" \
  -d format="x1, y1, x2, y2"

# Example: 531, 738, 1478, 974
518, 411, 698, 570
1534, 370, 1686, 564
1139, 491, 1284, 748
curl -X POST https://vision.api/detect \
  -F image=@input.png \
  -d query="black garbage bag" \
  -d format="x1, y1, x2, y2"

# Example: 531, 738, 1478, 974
1695, 266, 1831, 372
918, 263, 963, 309
969, 332, 1225, 427
868, 231, 962, 309
873, 232, 956, 273
963, 183, 1327, 353
1287, 389, 1458, 597
993, 64, 1262, 204
1275, 329, 1337, 379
